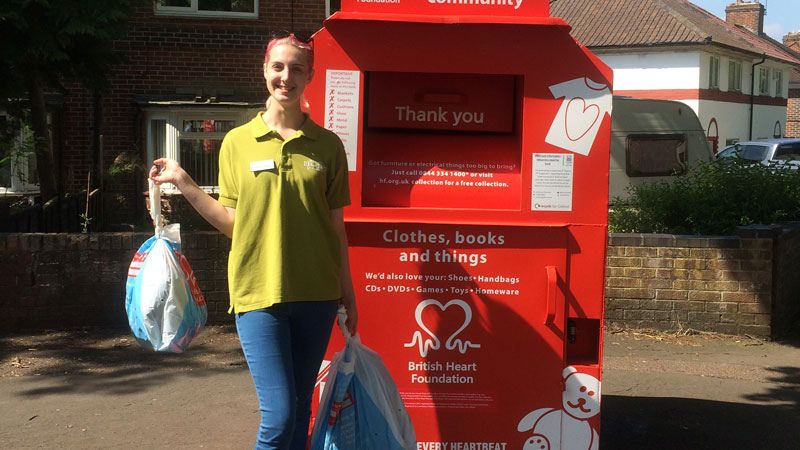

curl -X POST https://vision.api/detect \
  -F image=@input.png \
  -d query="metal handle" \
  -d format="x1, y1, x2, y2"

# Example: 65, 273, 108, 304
545, 265, 557, 325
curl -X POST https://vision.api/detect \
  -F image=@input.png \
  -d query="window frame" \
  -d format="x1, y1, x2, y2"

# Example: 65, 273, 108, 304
624, 133, 689, 178
709, 55, 720, 89
774, 69, 784, 97
759, 66, 770, 95
725, 138, 740, 146
0, 111, 40, 195
145, 107, 252, 193
728, 60, 742, 92
326, 0, 341, 17
154, 0, 258, 19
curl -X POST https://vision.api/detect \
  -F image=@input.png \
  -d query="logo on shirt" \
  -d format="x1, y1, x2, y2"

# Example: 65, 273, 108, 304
304, 160, 327, 172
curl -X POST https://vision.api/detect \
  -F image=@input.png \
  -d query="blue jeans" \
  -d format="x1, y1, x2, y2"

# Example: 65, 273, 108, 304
235, 300, 339, 450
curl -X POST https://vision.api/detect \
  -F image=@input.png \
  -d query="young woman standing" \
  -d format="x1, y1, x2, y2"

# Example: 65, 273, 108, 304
149, 33, 357, 450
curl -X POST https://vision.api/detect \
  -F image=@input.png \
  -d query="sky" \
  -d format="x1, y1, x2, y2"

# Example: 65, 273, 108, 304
689, 0, 799, 42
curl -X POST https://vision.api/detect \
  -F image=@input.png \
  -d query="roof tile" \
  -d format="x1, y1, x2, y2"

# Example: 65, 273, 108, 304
551, 0, 800, 65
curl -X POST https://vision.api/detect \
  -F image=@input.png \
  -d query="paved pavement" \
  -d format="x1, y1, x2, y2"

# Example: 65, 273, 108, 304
1, 327, 798, 449
601, 330, 800, 449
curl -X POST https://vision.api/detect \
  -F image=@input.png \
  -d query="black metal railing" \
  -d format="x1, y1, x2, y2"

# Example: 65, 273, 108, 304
0, 189, 103, 232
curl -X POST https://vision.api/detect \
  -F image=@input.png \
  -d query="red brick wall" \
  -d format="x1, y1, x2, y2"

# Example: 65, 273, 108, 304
788, 88, 800, 138
58, 2, 328, 227
784, 33, 800, 138
605, 232, 773, 336
725, 1, 764, 35
773, 224, 800, 335
3, 226, 799, 337
784, 32, 800, 52
605, 224, 800, 338
0, 232, 231, 332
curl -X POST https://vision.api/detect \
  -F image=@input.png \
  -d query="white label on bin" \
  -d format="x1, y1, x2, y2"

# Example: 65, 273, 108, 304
545, 77, 612, 156
532, 153, 573, 211
324, 70, 360, 171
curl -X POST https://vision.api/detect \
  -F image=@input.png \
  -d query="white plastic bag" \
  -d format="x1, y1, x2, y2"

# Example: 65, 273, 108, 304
124, 180, 207, 352
310, 311, 416, 450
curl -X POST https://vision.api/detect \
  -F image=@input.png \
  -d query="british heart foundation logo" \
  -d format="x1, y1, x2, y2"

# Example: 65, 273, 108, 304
564, 98, 601, 142
545, 77, 612, 156
404, 299, 482, 357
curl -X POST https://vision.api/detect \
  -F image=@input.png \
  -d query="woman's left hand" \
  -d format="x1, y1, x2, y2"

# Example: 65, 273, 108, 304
340, 295, 358, 336
331, 208, 357, 336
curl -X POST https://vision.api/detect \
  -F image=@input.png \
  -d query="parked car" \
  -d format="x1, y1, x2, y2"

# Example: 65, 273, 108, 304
716, 139, 800, 166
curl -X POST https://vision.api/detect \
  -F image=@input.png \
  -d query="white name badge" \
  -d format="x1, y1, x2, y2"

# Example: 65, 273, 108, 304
250, 159, 276, 172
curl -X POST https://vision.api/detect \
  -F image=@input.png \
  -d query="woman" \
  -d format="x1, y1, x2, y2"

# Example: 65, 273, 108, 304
149, 32, 357, 450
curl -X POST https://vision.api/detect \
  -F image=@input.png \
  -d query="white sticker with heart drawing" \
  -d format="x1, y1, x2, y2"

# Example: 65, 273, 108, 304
544, 77, 612, 156
404, 298, 482, 357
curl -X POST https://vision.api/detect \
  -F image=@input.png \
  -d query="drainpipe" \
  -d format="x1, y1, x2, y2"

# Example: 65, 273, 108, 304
750, 56, 766, 140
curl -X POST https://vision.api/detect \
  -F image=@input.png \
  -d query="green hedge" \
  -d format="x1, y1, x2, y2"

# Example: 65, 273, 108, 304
609, 160, 800, 235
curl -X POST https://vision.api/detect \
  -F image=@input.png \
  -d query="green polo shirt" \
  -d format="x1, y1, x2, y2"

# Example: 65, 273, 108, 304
218, 112, 350, 313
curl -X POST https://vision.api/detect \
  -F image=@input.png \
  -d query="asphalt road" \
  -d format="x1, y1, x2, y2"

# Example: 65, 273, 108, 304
1, 327, 798, 449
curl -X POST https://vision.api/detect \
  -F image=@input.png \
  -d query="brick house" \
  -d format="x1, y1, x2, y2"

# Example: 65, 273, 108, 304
785, 32, 800, 137
2, 1, 336, 228
552, 0, 800, 152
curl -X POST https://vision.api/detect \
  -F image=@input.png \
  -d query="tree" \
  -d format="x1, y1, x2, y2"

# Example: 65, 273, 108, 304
0, 0, 139, 201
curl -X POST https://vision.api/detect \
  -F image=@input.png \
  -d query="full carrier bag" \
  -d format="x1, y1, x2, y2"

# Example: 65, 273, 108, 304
124, 180, 207, 352
310, 311, 416, 450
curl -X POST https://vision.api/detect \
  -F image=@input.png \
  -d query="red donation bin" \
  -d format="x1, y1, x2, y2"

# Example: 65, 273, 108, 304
307, 1, 612, 448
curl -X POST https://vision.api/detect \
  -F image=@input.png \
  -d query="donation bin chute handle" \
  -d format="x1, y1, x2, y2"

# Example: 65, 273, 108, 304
545, 266, 559, 325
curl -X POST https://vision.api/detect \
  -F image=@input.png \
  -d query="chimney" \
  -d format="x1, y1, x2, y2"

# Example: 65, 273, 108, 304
725, 0, 765, 35
785, 32, 800, 54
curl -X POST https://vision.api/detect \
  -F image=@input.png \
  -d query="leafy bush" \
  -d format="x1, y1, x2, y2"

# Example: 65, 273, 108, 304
609, 159, 800, 235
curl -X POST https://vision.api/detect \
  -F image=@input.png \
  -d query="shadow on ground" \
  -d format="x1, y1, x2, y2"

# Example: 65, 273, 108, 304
0, 326, 245, 398
601, 394, 800, 449
744, 365, 800, 406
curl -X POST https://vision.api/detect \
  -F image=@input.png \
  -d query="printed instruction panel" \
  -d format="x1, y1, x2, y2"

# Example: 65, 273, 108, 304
324, 70, 360, 171
531, 153, 574, 211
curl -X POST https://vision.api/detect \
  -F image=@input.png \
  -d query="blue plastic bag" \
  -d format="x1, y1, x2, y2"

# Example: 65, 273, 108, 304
124, 181, 207, 352
310, 313, 416, 450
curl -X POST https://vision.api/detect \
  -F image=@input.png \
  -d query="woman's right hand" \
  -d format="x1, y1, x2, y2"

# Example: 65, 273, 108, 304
149, 158, 187, 188
148, 158, 233, 237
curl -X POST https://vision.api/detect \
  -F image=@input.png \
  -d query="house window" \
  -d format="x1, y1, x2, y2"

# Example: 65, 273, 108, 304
774, 69, 784, 97
625, 134, 688, 177
759, 67, 770, 95
709, 56, 720, 89
326, 0, 341, 17
146, 108, 250, 190
728, 60, 742, 91
154, 0, 258, 18
0, 112, 39, 195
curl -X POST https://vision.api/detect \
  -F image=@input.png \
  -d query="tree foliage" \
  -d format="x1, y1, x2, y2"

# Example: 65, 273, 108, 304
0, 0, 137, 96
0, 0, 139, 200
609, 160, 800, 235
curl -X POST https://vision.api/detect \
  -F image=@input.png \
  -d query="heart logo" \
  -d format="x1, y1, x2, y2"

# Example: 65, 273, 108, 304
404, 299, 481, 357
564, 97, 600, 142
